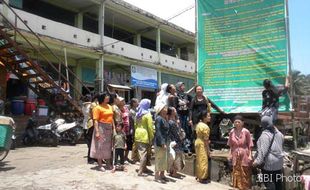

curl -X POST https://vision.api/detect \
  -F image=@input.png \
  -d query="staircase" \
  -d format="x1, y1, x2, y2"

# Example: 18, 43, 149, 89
0, 1, 91, 117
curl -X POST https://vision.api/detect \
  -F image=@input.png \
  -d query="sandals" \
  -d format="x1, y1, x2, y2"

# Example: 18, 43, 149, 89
161, 176, 169, 182
98, 167, 106, 172
154, 177, 166, 183
197, 179, 210, 184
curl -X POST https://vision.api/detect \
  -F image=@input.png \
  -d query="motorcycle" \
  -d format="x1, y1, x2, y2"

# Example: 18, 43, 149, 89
53, 118, 83, 145
23, 112, 59, 146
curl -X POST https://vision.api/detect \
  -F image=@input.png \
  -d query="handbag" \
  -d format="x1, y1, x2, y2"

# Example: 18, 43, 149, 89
256, 131, 275, 169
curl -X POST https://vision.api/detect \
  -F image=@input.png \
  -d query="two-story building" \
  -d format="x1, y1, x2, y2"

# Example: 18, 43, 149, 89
0, 0, 196, 105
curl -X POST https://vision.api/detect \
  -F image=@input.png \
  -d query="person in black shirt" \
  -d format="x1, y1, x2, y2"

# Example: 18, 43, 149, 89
189, 85, 211, 153
175, 82, 192, 140
261, 78, 289, 123
189, 85, 211, 128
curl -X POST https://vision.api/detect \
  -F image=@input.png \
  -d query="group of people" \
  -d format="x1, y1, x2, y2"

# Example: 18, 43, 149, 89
80, 82, 214, 183
227, 78, 289, 190
80, 77, 289, 188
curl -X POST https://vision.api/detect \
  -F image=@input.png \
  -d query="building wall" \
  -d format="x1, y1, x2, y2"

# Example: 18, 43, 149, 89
295, 95, 310, 119
1, 2, 196, 100
2, 4, 195, 73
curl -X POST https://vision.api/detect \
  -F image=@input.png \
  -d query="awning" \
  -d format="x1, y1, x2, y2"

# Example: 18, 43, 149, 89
108, 84, 131, 91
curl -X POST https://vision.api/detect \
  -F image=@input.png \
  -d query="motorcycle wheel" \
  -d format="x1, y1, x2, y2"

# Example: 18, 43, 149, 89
0, 150, 9, 161
69, 139, 77, 145
23, 136, 32, 146
52, 136, 58, 147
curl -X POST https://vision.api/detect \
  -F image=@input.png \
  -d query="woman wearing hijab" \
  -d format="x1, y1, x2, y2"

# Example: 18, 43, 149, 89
154, 104, 170, 182
253, 116, 284, 190
155, 83, 169, 106
135, 99, 154, 176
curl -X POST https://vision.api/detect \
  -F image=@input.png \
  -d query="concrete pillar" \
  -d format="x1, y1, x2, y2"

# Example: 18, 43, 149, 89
136, 34, 141, 47
75, 12, 83, 29
156, 28, 161, 53
157, 71, 162, 87
177, 47, 181, 58
98, 1, 105, 92
97, 55, 104, 92
1, 0, 9, 23
99, 2, 105, 48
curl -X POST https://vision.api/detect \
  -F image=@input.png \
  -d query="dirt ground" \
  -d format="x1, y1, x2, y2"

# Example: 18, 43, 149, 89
0, 144, 231, 190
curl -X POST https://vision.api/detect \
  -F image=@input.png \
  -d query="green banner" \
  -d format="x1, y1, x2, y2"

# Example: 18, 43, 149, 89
197, 0, 290, 113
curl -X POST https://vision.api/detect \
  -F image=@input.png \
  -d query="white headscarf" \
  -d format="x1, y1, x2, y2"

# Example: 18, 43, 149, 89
155, 83, 169, 107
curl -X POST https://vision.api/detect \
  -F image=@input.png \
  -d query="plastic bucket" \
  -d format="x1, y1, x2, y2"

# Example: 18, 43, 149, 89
24, 99, 37, 115
11, 100, 25, 115
37, 99, 46, 106
38, 106, 48, 116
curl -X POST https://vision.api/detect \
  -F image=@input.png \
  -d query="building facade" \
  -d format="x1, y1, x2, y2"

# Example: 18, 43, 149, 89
1, 0, 196, 104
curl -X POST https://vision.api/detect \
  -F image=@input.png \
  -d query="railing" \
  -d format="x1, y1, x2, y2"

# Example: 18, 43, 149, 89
0, 0, 91, 99
0, 3, 195, 74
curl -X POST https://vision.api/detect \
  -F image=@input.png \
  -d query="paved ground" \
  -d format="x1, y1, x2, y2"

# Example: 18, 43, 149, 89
0, 144, 231, 190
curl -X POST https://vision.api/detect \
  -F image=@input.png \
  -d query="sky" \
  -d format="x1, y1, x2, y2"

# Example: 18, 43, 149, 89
123, 0, 310, 75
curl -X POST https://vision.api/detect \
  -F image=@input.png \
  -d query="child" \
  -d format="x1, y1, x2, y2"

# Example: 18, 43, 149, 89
113, 123, 127, 171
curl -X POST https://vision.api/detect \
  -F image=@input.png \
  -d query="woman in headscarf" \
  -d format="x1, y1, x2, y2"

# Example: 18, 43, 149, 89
155, 83, 169, 106
253, 116, 284, 190
90, 92, 114, 172
195, 110, 211, 183
154, 104, 170, 182
135, 99, 154, 176
227, 115, 253, 190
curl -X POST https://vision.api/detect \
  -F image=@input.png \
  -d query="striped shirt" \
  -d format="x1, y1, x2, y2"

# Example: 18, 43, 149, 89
255, 127, 284, 171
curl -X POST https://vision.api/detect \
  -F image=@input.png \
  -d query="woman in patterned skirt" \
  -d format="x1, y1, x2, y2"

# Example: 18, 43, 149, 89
90, 92, 115, 172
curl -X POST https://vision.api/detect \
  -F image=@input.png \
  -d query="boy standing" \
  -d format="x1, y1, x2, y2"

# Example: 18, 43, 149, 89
113, 124, 127, 171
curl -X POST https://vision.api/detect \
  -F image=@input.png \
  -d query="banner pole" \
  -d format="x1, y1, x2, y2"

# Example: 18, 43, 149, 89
285, 0, 296, 150
195, 0, 198, 85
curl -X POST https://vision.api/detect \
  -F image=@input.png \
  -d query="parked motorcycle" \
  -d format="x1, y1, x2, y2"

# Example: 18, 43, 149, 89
53, 118, 83, 145
23, 112, 59, 146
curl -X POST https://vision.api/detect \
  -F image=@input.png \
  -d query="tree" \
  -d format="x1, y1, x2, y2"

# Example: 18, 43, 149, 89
291, 70, 307, 96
